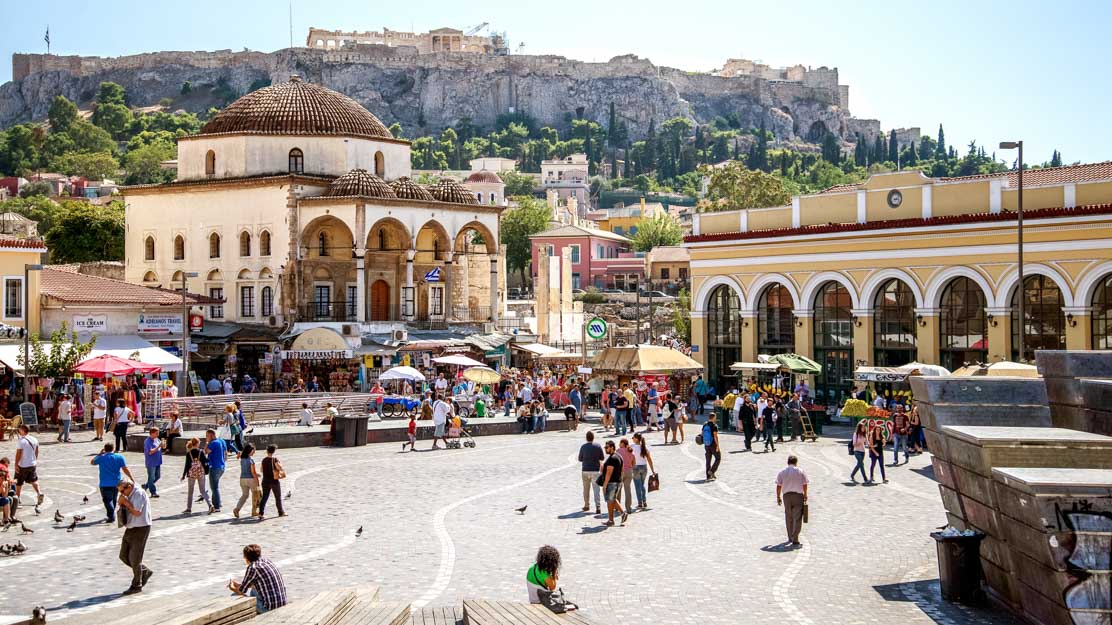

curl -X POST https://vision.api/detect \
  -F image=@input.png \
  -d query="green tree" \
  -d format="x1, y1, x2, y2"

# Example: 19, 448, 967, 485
49, 151, 119, 180
500, 170, 535, 196
499, 196, 550, 284
92, 102, 132, 138
821, 133, 842, 163
439, 127, 460, 169
1050, 150, 1063, 167
19, 321, 96, 379
0, 124, 41, 176
44, 200, 125, 262
888, 130, 899, 165
18, 181, 53, 199
95, 82, 126, 106
67, 119, 115, 153
48, 96, 78, 133
631, 212, 683, 252
699, 162, 792, 212
672, 288, 691, 342
123, 140, 176, 185
644, 118, 657, 172
935, 124, 946, 159
388, 123, 404, 139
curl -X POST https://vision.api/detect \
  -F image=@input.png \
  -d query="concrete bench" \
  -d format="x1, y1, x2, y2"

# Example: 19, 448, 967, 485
462, 600, 592, 625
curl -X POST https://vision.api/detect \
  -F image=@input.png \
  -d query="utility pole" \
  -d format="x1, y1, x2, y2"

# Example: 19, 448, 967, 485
999, 140, 1025, 361
288, 1, 293, 49
181, 271, 199, 395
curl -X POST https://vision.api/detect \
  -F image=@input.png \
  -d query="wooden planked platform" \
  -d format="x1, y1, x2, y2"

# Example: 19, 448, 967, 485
463, 600, 592, 625
408, 606, 464, 625
52, 595, 256, 625
333, 601, 410, 625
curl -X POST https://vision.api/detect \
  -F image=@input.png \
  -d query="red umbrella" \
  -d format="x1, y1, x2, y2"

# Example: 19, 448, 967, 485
75, 354, 162, 377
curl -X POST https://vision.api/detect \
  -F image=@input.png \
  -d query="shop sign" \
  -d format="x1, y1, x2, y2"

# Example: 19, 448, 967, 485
586, 317, 608, 340
73, 314, 108, 333
263, 352, 273, 364
188, 313, 204, 332
290, 327, 349, 351
138, 312, 183, 334
280, 349, 354, 360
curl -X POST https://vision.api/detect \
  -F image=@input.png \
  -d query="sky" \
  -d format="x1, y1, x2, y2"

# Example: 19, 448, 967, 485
1, 0, 1110, 164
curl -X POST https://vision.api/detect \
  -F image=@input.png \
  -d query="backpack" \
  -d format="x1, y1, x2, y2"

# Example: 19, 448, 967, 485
188, 455, 204, 480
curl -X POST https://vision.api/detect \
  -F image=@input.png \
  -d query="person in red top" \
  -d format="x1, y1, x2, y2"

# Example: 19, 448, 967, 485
402, 415, 417, 452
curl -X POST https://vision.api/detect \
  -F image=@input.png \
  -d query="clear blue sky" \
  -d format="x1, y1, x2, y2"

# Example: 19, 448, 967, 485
2, 0, 1109, 164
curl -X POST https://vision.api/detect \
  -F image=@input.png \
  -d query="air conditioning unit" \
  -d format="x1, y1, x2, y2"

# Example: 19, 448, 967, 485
267, 316, 278, 327
392, 328, 408, 342
342, 324, 356, 336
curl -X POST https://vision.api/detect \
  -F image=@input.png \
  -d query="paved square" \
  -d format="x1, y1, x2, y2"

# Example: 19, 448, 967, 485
0, 420, 1021, 624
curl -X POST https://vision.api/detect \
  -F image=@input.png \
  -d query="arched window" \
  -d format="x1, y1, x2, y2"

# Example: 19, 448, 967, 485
757, 284, 795, 355
144, 236, 155, 261
205, 150, 216, 176
706, 285, 740, 393
142, 271, 158, 283
239, 231, 251, 257
813, 281, 853, 407
209, 232, 221, 259
1011, 275, 1065, 362
940, 277, 987, 371
261, 286, 274, 317
171, 270, 184, 283
476, 192, 483, 202
374, 151, 385, 177
377, 228, 386, 250
873, 279, 917, 367
259, 231, 271, 256
318, 231, 329, 256
288, 148, 304, 174
1093, 274, 1112, 350
489, 192, 496, 204
173, 235, 185, 261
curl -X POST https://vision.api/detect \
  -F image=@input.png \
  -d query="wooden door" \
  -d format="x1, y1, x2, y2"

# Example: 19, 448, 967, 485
371, 280, 390, 321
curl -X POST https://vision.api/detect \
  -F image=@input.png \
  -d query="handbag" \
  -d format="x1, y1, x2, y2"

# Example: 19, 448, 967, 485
537, 587, 577, 614
695, 434, 704, 446
647, 473, 660, 492
116, 505, 128, 528
802, 503, 809, 524
847, 439, 854, 455
216, 425, 231, 440
274, 460, 287, 480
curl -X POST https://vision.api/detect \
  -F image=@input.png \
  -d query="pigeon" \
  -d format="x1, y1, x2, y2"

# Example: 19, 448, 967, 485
67, 519, 77, 532
74, 514, 86, 522
355, 526, 363, 537
54, 510, 64, 523
31, 606, 46, 625
244, 427, 255, 435
20, 523, 33, 534
0, 544, 9, 555
34, 504, 40, 515
83, 495, 89, 504
515, 506, 528, 515
285, 490, 292, 500
13, 541, 26, 554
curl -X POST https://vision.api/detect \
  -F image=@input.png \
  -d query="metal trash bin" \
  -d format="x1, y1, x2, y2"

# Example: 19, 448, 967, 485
931, 530, 986, 604
333, 414, 369, 447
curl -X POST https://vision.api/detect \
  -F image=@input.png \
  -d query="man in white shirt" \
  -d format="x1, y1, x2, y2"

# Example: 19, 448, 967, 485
14, 425, 44, 506
297, 403, 313, 426
434, 374, 448, 396
223, 377, 234, 395
430, 393, 452, 450
57, 393, 74, 443
92, 390, 108, 441
775, 455, 810, 547
116, 479, 153, 594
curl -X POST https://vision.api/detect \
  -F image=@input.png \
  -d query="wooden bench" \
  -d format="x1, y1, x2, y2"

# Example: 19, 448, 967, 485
462, 600, 592, 625
51, 595, 256, 625
250, 585, 407, 625
407, 606, 463, 625
333, 600, 410, 625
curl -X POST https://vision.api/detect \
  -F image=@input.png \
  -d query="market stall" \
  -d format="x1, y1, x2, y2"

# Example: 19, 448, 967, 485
279, 327, 360, 391
589, 344, 703, 406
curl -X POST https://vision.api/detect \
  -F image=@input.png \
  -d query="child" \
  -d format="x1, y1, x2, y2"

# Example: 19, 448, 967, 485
0, 458, 11, 525
402, 415, 417, 451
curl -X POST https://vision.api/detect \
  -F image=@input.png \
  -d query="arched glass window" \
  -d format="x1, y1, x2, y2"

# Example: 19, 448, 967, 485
261, 286, 274, 317
173, 235, 185, 261
318, 231, 329, 256
706, 285, 741, 394
873, 279, 918, 367
1011, 275, 1066, 361
1093, 274, 1112, 350
259, 231, 271, 256
144, 236, 155, 261
813, 281, 853, 407
142, 271, 158, 283
205, 150, 216, 176
209, 232, 221, 259
374, 151, 385, 177
940, 277, 987, 371
757, 284, 794, 355
239, 231, 251, 257
288, 148, 304, 174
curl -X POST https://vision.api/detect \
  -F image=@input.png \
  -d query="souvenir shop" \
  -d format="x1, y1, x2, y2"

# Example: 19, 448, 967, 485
279, 327, 360, 392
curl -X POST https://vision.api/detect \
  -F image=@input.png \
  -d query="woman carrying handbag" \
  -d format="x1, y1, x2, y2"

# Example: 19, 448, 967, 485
257, 444, 286, 519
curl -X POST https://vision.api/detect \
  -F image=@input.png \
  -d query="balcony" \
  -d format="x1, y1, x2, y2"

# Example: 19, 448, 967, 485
299, 300, 357, 322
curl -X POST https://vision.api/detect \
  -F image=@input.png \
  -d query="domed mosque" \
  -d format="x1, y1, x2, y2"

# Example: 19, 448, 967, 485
122, 76, 505, 388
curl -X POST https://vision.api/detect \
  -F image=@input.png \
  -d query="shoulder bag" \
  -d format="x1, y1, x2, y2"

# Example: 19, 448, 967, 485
537, 587, 578, 614
647, 472, 660, 492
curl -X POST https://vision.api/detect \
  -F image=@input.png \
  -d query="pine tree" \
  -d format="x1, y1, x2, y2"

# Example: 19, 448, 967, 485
935, 124, 946, 159
733, 138, 740, 161
907, 140, 917, 165
1050, 150, 1063, 167
607, 101, 617, 145
873, 135, 886, 164
747, 144, 758, 170
854, 134, 865, 166
888, 130, 899, 165
920, 136, 931, 163
756, 120, 769, 171
645, 119, 657, 172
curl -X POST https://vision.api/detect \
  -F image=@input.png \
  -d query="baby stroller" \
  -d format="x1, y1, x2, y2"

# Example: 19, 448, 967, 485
446, 416, 477, 449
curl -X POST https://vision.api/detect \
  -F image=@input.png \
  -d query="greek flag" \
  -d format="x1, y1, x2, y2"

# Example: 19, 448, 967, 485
423, 267, 442, 282
44, 27, 50, 47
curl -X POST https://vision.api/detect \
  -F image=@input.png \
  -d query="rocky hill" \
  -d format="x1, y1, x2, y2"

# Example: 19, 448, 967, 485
3, 46, 882, 142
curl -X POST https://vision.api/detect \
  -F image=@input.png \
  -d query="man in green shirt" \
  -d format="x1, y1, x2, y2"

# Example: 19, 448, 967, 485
474, 397, 486, 418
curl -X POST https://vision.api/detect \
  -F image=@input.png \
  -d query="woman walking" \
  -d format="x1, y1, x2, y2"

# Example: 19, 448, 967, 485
868, 423, 888, 484
257, 445, 286, 519
233, 444, 262, 519
113, 399, 132, 452
181, 438, 214, 514
850, 421, 868, 483
222, 404, 241, 455
630, 432, 656, 509
908, 407, 924, 454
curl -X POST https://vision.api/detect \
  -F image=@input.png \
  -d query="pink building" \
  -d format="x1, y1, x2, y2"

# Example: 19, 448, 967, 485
529, 223, 637, 290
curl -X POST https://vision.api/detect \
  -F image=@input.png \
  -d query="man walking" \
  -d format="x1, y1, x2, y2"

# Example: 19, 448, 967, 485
776, 455, 809, 547
14, 425, 44, 507
890, 405, 910, 466
578, 431, 604, 514
694, 376, 709, 415
143, 427, 164, 498
702, 415, 721, 481
92, 443, 134, 522
600, 440, 627, 526
205, 429, 228, 512
430, 393, 451, 450
116, 479, 153, 594
740, 396, 756, 451
786, 393, 803, 442
57, 393, 73, 442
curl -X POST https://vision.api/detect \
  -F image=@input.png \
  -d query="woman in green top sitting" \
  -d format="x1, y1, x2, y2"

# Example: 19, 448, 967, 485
525, 545, 560, 603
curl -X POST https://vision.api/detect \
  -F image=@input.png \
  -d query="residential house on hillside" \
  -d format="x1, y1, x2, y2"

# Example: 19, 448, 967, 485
529, 223, 644, 291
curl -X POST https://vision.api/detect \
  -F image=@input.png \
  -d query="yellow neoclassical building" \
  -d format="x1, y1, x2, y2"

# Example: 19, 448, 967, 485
684, 162, 1112, 405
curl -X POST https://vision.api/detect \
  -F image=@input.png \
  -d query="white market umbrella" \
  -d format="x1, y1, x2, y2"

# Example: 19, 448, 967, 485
432, 354, 485, 367
897, 362, 951, 377
379, 366, 427, 382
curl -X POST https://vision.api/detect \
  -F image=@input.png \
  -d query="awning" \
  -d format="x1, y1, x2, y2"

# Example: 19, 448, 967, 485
768, 353, 822, 375
589, 344, 702, 375
0, 343, 26, 374
512, 343, 564, 356
730, 361, 781, 372
88, 335, 184, 372
854, 366, 908, 382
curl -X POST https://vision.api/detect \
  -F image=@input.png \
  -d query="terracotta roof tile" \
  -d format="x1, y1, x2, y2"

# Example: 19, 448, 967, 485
427, 179, 479, 204
0, 237, 46, 250
40, 268, 220, 305
389, 176, 435, 201
323, 169, 397, 199
817, 161, 1112, 194
465, 169, 503, 184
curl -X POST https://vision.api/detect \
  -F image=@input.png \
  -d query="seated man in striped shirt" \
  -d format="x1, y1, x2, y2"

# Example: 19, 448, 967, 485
229, 544, 288, 614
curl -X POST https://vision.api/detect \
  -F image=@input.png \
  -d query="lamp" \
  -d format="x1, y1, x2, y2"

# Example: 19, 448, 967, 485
742, 320, 749, 328
181, 271, 199, 396
999, 140, 1025, 359
1066, 313, 1077, 327
22, 264, 43, 403
987, 314, 998, 327
852, 315, 862, 328
795, 319, 804, 328
916, 314, 926, 327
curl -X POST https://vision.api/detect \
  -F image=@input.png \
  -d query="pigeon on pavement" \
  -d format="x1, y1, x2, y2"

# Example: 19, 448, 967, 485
515, 506, 528, 515
82, 495, 89, 504
54, 510, 64, 523
20, 523, 33, 534
67, 519, 77, 532
355, 526, 363, 537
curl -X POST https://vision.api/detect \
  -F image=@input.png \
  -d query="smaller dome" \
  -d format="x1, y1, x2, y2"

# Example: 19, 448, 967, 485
465, 169, 503, 184
428, 179, 479, 204
323, 169, 397, 199
389, 176, 435, 201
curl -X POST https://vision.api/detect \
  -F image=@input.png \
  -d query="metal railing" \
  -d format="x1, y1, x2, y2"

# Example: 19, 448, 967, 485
157, 392, 376, 430
299, 301, 357, 322
450, 306, 492, 323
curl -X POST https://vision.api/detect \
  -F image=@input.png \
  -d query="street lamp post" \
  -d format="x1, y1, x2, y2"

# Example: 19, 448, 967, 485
181, 271, 199, 396
999, 141, 1024, 361
22, 264, 43, 403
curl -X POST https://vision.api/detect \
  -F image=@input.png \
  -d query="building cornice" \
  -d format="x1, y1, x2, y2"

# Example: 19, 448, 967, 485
121, 173, 333, 195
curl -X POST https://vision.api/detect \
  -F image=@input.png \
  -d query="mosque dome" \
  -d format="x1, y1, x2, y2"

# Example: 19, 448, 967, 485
198, 75, 394, 140
428, 179, 479, 204
465, 169, 503, 184
323, 169, 397, 199
389, 176, 436, 201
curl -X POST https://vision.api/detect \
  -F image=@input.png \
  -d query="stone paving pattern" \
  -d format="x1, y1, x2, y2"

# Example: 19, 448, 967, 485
0, 417, 1022, 624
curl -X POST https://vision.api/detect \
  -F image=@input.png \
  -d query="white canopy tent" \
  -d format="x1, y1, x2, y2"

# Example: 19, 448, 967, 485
0, 335, 182, 375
